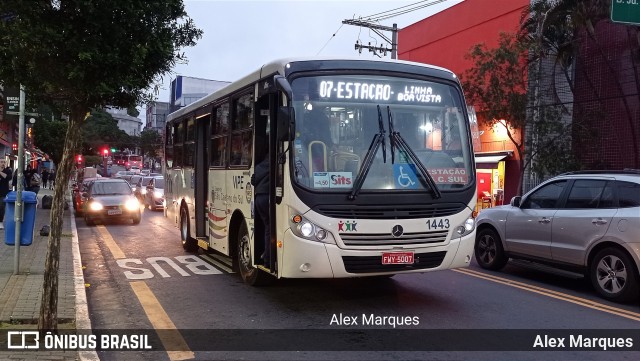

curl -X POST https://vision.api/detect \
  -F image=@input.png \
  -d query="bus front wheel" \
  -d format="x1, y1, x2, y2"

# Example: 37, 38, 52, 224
180, 207, 198, 252
237, 222, 273, 286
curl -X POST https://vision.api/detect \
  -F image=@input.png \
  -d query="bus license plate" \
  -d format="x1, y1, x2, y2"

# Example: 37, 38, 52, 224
107, 209, 122, 215
382, 252, 414, 265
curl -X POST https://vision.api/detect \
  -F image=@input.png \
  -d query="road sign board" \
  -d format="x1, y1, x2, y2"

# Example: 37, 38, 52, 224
611, 0, 640, 25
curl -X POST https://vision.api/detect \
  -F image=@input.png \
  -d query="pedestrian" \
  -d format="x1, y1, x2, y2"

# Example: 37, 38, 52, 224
41, 168, 50, 189
251, 152, 270, 265
25, 165, 41, 194
0, 159, 13, 230
49, 169, 56, 189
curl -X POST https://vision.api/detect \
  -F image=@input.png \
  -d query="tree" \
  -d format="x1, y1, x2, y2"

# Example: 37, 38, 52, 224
461, 32, 577, 195
82, 109, 130, 155
33, 119, 68, 165
520, 0, 639, 168
0, 1, 201, 331
139, 128, 162, 161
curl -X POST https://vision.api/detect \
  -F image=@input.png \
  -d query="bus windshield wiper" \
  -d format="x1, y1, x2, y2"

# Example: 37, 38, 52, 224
387, 106, 441, 199
348, 105, 387, 200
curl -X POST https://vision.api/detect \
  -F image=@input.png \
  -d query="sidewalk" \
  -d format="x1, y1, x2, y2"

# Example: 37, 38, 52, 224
0, 186, 92, 360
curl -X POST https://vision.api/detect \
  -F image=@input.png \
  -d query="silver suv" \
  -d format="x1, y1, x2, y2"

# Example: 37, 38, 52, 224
474, 170, 640, 303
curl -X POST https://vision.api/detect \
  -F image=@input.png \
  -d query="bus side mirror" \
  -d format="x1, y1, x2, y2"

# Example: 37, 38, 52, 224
274, 75, 294, 142
277, 107, 293, 141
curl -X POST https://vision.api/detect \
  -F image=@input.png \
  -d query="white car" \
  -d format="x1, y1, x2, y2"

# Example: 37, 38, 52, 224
143, 176, 165, 211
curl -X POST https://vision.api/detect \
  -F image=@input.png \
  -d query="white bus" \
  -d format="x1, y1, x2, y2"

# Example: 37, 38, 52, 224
164, 57, 477, 285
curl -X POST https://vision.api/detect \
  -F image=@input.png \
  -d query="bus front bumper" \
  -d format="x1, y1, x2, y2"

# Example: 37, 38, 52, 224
279, 229, 475, 279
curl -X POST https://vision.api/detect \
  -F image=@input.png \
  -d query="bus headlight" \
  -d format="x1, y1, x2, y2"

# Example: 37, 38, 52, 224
289, 208, 333, 243
456, 217, 475, 237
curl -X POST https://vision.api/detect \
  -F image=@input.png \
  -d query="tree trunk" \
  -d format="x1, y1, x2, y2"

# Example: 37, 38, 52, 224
38, 110, 85, 332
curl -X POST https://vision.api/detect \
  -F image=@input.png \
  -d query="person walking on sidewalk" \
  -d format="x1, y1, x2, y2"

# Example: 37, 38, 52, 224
49, 169, 56, 189
0, 159, 13, 230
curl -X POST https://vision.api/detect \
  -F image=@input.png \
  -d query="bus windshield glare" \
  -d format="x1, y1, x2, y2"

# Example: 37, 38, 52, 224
291, 75, 473, 192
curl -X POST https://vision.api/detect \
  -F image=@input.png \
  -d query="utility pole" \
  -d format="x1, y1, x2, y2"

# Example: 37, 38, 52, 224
342, 19, 398, 59
14, 84, 26, 274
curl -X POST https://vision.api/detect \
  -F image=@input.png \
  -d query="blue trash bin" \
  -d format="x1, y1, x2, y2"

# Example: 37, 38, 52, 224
4, 191, 38, 246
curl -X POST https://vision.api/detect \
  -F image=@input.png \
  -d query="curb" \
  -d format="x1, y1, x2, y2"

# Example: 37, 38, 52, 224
69, 197, 100, 361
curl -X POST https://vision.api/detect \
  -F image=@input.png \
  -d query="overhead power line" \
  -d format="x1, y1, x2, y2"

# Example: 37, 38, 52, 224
362, 0, 449, 22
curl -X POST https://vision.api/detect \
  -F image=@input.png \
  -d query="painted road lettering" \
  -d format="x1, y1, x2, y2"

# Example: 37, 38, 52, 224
117, 255, 223, 280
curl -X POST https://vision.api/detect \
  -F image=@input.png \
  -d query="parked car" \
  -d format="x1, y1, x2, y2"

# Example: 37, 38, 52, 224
144, 176, 165, 211
474, 170, 640, 303
83, 178, 141, 226
72, 177, 108, 216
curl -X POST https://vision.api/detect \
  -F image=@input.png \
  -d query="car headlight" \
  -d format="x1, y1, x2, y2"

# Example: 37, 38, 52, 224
456, 216, 475, 237
154, 190, 163, 199
89, 201, 103, 211
125, 198, 140, 211
288, 208, 334, 244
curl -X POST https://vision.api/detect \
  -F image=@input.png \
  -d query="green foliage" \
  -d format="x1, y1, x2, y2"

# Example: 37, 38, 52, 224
127, 106, 140, 118
0, 1, 202, 331
461, 32, 582, 193
0, 1, 202, 112
83, 155, 102, 167
461, 32, 529, 132
139, 129, 162, 159
82, 110, 130, 154
33, 119, 68, 165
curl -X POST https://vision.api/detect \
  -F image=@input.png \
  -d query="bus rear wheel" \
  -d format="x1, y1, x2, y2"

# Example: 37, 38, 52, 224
180, 207, 198, 252
237, 222, 273, 286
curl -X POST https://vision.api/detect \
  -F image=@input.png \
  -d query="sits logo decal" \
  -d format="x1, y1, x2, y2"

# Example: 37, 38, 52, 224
338, 220, 358, 232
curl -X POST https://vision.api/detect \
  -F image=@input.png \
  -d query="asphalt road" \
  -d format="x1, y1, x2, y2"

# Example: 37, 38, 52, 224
77, 207, 640, 361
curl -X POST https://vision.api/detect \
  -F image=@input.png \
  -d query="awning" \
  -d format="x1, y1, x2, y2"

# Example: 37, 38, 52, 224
475, 155, 508, 164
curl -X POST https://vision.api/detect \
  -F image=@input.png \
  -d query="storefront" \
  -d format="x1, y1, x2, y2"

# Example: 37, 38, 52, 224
474, 151, 512, 213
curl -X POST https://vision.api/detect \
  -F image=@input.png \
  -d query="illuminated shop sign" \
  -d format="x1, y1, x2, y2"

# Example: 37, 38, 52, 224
316, 79, 446, 104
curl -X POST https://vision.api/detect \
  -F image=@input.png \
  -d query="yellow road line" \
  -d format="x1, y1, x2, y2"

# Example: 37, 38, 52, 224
454, 268, 640, 322
96, 226, 194, 360
96, 225, 126, 259
130, 281, 195, 360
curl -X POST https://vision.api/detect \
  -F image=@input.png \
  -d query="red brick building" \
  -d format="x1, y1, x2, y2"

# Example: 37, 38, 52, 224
399, 0, 529, 207
399, 0, 640, 207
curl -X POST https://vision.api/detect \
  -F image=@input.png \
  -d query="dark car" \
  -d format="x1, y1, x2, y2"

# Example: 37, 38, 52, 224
143, 176, 165, 211
83, 178, 141, 226
73, 177, 105, 216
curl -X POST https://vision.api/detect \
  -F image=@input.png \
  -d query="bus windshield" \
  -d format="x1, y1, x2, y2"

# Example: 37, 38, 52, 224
290, 74, 473, 192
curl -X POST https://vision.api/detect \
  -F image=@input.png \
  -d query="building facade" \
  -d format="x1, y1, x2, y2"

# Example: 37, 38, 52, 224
105, 106, 143, 137
146, 101, 170, 133
398, 0, 640, 209
399, 0, 529, 209
169, 76, 230, 113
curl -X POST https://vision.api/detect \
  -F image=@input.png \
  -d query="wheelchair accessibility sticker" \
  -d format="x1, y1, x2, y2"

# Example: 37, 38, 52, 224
393, 164, 419, 189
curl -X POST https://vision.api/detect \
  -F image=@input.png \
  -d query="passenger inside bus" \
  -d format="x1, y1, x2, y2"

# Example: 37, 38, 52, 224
252, 147, 270, 266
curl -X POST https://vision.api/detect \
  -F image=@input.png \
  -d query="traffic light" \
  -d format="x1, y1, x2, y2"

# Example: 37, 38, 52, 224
76, 155, 83, 163
102, 148, 109, 157
12, 143, 17, 152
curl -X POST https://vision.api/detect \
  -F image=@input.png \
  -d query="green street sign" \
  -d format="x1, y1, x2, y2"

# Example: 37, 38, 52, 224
611, 0, 640, 25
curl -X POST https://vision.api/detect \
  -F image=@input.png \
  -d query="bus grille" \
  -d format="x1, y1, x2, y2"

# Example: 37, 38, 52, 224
315, 204, 464, 219
339, 230, 448, 246
342, 251, 447, 273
